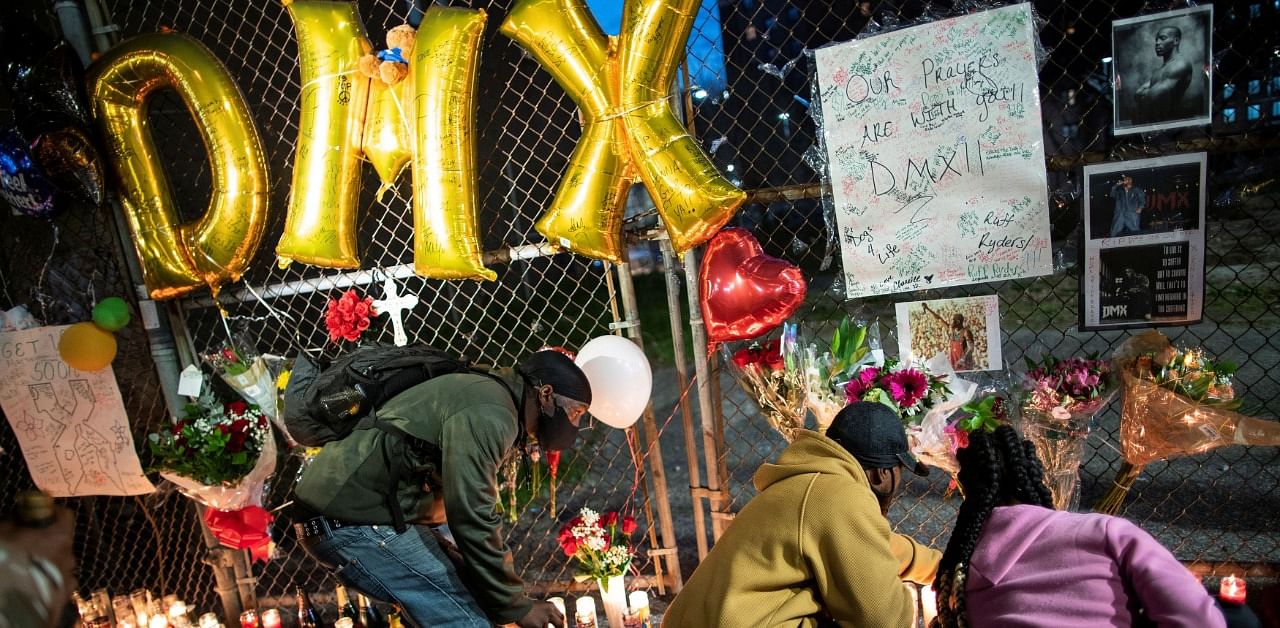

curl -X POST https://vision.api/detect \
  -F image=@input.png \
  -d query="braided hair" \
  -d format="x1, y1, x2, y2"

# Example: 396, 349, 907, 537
933, 425, 1053, 628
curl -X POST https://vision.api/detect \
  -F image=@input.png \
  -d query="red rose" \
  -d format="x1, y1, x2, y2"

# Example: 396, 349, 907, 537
227, 401, 249, 416
217, 423, 231, 435
560, 538, 578, 556
621, 516, 637, 535
227, 432, 247, 453
171, 420, 188, 436
602, 511, 619, 527
231, 419, 250, 433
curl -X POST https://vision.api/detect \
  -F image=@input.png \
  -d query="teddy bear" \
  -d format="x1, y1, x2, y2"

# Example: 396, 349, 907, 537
357, 24, 416, 86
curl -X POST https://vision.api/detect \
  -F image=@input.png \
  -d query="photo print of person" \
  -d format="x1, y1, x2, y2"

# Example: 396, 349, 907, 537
1081, 154, 1206, 330
1086, 160, 1202, 240
895, 295, 1002, 373
1112, 6, 1213, 134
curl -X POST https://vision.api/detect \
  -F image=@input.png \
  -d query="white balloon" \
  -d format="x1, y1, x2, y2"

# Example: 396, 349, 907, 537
575, 335, 652, 429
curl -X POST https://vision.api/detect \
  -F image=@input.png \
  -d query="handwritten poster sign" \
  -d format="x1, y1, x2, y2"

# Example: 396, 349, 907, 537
813, 3, 1052, 298
0, 326, 155, 496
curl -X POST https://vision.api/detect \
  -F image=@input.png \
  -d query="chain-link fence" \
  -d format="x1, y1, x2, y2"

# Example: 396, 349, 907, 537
1, 0, 1278, 624
690, 0, 1280, 575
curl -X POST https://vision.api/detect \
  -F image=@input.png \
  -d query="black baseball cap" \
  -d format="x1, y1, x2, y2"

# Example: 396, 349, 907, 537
827, 402, 929, 477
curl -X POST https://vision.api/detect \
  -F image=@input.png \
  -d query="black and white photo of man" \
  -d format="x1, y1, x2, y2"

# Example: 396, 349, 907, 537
1112, 6, 1212, 134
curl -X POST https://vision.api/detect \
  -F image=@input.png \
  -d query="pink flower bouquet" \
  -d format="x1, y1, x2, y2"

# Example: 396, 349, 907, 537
1018, 354, 1117, 510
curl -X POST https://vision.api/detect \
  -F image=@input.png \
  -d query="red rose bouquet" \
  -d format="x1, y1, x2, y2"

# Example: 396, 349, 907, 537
722, 324, 807, 441
325, 289, 375, 343
557, 507, 637, 582
148, 393, 277, 511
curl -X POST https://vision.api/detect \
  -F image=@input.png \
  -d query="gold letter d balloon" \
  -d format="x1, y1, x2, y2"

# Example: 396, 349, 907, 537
88, 33, 269, 300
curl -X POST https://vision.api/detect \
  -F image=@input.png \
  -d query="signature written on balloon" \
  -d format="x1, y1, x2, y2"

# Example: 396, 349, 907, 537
87, 0, 744, 300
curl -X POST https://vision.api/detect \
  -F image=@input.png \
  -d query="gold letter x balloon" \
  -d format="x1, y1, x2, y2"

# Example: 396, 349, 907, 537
501, 0, 745, 261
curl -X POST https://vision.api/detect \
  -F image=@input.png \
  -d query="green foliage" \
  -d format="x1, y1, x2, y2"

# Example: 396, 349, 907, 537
958, 395, 1005, 433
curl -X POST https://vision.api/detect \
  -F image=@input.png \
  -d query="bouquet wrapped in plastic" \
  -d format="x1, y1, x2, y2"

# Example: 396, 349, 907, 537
797, 317, 879, 432
148, 394, 277, 511
1094, 331, 1280, 514
722, 323, 807, 441
205, 344, 278, 421
1018, 354, 1117, 511
896, 353, 978, 477
840, 348, 975, 475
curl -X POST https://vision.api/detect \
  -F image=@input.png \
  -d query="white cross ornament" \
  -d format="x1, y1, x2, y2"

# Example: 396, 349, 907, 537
372, 276, 418, 347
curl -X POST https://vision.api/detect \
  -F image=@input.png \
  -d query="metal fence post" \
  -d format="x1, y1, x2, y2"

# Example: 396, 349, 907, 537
680, 249, 730, 541
614, 260, 684, 592
659, 240, 710, 561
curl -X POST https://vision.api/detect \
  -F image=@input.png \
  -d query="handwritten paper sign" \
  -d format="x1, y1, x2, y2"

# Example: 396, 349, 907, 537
813, 3, 1052, 298
0, 326, 155, 496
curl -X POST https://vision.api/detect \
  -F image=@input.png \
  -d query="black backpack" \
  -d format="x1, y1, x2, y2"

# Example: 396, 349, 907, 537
283, 343, 472, 447
283, 343, 521, 531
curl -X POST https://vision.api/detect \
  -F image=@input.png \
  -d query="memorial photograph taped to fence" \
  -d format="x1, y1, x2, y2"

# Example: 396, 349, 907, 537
1081, 154, 1207, 331
1112, 5, 1213, 134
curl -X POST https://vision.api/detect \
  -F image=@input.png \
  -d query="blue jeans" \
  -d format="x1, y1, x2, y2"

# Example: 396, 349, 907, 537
299, 523, 490, 628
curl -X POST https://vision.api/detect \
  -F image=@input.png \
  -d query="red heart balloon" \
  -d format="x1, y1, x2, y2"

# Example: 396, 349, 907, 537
700, 228, 807, 346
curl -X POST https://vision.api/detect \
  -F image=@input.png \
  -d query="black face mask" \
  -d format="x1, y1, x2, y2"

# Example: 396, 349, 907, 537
537, 402, 579, 451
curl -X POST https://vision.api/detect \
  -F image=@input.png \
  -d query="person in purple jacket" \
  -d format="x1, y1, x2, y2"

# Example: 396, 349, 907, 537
931, 425, 1226, 628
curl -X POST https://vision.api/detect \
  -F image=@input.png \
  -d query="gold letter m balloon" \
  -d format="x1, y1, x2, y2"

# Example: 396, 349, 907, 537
501, 0, 745, 261
89, 33, 269, 300
279, 0, 494, 281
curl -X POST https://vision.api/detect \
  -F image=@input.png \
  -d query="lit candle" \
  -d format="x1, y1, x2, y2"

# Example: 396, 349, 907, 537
198, 613, 220, 628
168, 601, 188, 620
575, 597, 598, 628
546, 597, 566, 628
239, 610, 259, 628
335, 618, 354, 628
259, 610, 281, 628
920, 585, 939, 626
628, 590, 650, 623
149, 615, 169, 628
1219, 575, 1247, 604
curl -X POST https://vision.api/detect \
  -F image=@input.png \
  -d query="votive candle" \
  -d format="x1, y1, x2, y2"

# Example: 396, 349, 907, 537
259, 609, 281, 628
546, 596, 566, 626
1219, 575, 1246, 604
628, 590, 650, 623
920, 585, 939, 626
335, 618, 354, 628
239, 609, 259, 628
198, 613, 220, 628
575, 597, 598, 628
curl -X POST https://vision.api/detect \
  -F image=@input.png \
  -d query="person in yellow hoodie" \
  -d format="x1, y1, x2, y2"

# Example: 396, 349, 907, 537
663, 402, 941, 628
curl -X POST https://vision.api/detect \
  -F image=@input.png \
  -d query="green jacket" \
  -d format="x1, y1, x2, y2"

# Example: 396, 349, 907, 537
295, 371, 533, 623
